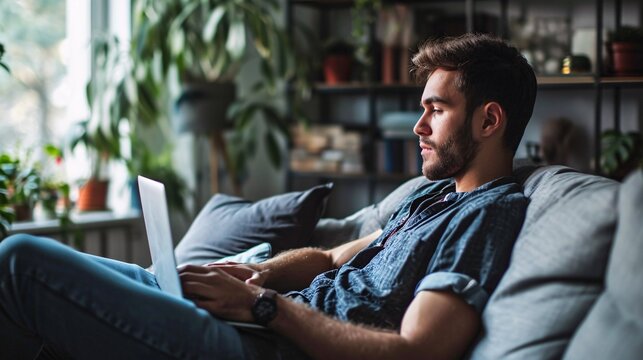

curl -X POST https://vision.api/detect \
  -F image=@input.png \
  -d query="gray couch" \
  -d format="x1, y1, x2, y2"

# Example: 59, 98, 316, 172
308, 165, 643, 359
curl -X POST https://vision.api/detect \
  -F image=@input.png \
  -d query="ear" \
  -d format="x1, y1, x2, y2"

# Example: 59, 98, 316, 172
479, 102, 505, 138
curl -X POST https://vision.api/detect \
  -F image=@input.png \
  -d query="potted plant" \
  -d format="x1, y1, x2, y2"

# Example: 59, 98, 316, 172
75, 35, 191, 215
34, 145, 72, 220
323, 39, 355, 84
0, 153, 41, 221
68, 36, 125, 212
127, 0, 305, 194
69, 118, 121, 211
600, 129, 643, 181
607, 26, 643, 75
351, 0, 382, 82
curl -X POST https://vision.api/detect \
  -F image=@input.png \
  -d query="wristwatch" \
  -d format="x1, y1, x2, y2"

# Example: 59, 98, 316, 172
251, 288, 278, 326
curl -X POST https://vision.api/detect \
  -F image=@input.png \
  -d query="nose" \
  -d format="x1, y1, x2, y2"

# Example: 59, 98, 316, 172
413, 111, 431, 137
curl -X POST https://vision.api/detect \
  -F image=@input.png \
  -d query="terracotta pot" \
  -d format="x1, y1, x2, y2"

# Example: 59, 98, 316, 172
13, 204, 32, 222
381, 45, 398, 84
323, 55, 352, 84
611, 42, 643, 75
77, 179, 109, 211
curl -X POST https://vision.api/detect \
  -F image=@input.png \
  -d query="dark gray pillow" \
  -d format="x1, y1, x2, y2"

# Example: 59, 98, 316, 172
175, 184, 333, 266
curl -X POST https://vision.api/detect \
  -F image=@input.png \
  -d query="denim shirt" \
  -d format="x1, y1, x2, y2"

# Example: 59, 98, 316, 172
287, 177, 528, 330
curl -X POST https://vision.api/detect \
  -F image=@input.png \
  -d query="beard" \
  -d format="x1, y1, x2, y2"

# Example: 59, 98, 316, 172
420, 119, 479, 181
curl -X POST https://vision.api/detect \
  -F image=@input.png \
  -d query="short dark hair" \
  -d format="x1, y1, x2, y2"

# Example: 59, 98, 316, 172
412, 33, 537, 154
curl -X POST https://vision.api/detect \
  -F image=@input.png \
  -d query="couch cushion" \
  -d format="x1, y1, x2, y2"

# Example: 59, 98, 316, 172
563, 170, 643, 360
309, 176, 429, 248
175, 183, 333, 266
469, 166, 619, 359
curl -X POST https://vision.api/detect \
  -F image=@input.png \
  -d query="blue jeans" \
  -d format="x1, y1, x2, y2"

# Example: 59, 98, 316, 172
0, 234, 247, 359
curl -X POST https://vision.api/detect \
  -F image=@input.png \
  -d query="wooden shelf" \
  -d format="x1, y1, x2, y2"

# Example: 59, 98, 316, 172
312, 76, 643, 93
600, 76, 643, 88
290, 0, 353, 8
536, 75, 643, 89
290, 0, 456, 7
290, 170, 418, 182
537, 75, 594, 85
313, 82, 422, 94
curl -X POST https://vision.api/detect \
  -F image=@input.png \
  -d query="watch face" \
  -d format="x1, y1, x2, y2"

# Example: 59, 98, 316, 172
252, 292, 277, 325
255, 299, 275, 317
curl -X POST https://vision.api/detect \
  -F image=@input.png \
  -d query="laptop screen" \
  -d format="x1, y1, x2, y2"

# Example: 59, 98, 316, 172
138, 176, 183, 298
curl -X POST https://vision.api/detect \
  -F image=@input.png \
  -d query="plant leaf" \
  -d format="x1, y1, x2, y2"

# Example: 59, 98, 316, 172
260, 60, 275, 88
226, 17, 246, 60
170, 31, 185, 56
251, 16, 270, 59
203, 6, 226, 43
617, 143, 631, 163
265, 130, 282, 168
44, 144, 63, 158
603, 153, 618, 174
623, 134, 635, 149
275, 30, 290, 77
124, 74, 138, 104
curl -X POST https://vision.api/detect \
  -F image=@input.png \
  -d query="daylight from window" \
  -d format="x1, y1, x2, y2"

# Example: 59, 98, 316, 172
1, 0, 92, 180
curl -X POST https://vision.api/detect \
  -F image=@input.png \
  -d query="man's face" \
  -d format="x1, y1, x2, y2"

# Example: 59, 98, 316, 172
413, 69, 479, 181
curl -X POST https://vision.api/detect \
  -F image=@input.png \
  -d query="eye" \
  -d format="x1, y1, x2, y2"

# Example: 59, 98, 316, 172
431, 107, 443, 116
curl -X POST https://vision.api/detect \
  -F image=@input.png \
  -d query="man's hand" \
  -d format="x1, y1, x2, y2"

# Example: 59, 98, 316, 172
178, 264, 261, 322
204, 262, 268, 287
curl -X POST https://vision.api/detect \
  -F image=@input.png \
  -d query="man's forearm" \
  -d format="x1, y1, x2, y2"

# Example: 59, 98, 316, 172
269, 296, 414, 360
251, 231, 381, 292
268, 291, 480, 360
254, 247, 333, 292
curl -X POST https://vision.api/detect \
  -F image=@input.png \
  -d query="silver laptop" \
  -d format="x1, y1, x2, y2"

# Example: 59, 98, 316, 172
137, 175, 266, 330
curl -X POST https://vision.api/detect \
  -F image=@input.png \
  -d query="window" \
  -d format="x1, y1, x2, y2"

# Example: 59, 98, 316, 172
0, 0, 83, 158
0, 0, 131, 213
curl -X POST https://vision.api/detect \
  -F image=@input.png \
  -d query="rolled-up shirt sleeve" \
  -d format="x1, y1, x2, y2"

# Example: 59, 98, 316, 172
415, 195, 527, 314
415, 272, 489, 313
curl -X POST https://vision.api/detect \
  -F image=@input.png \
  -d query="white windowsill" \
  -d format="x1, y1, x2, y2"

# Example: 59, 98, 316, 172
9, 210, 141, 235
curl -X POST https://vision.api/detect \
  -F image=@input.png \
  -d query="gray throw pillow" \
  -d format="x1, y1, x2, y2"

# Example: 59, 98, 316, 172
563, 170, 643, 360
469, 166, 619, 359
175, 183, 333, 266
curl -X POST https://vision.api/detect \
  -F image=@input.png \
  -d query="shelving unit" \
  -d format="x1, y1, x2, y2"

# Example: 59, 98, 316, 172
286, 0, 642, 217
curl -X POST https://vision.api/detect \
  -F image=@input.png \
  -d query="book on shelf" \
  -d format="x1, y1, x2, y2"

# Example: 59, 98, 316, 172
376, 138, 422, 176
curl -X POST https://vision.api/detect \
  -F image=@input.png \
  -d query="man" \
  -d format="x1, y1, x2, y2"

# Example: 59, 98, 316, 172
0, 33, 536, 359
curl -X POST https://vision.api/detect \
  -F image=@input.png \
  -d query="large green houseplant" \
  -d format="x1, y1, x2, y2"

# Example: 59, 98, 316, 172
127, 0, 304, 194
81, 35, 190, 215
69, 37, 124, 211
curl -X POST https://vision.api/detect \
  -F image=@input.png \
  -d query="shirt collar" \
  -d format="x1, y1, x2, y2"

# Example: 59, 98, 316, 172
446, 176, 517, 202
